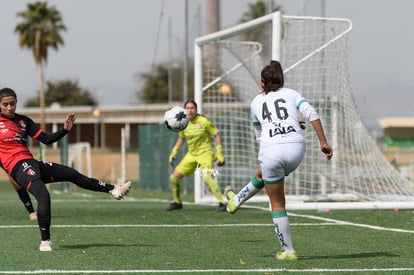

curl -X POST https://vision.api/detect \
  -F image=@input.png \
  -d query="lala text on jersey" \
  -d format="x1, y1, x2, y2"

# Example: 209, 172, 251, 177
269, 122, 296, 137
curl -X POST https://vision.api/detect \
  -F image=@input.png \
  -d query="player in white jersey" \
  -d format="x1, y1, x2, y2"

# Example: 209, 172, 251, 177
225, 61, 306, 213
231, 61, 333, 261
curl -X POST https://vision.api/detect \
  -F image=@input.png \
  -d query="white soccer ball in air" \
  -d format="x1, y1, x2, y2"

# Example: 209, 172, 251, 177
164, 106, 189, 132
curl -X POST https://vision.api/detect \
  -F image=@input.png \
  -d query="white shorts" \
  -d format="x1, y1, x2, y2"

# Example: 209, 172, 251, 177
258, 142, 306, 183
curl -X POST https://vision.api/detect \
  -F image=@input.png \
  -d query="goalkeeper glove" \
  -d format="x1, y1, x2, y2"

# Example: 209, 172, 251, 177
215, 144, 225, 166
169, 146, 179, 167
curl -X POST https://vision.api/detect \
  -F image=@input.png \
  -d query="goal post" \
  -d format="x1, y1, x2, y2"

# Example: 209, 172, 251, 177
194, 12, 414, 209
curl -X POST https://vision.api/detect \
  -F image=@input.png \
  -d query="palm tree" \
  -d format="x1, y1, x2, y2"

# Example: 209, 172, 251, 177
239, 0, 284, 23
238, 1, 284, 59
15, 1, 66, 130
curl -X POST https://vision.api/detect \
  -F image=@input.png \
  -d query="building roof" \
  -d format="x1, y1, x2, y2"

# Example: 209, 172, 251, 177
378, 117, 414, 128
19, 103, 177, 124
18, 102, 250, 125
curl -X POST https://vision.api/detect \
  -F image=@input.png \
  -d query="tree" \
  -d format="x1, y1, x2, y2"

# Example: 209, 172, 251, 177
136, 62, 194, 103
135, 1, 282, 104
15, 1, 66, 130
239, 0, 284, 23
238, 1, 284, 59
24, 79, 97, 107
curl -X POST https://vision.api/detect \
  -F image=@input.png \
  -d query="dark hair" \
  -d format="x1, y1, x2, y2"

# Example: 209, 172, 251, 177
184, 99, 197, 110
269, 60, 284, 87
0, 87, 17, 100
261, 60, 284, 93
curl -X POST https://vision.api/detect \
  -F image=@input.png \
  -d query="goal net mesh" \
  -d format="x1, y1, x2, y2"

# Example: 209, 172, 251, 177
194, 13, 414, 208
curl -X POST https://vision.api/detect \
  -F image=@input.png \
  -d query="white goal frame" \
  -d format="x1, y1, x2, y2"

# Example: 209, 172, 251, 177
193, 12, 414, 210
69, 142, 92, 177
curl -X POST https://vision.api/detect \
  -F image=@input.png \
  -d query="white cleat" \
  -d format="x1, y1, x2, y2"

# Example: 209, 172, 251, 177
39, 240, 52, 252
110, 181, 132, 200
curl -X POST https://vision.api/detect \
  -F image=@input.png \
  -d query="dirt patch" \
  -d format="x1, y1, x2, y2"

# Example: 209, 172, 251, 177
0, 152, 139, 183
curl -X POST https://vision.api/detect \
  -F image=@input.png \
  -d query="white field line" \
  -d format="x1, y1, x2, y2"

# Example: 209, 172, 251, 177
0, 223, 335, 229
2, 198, 413, 234
0, 199, 413, 274
0, 267, 414, 274
287, 212, 414, 234
1, 220, 412, 234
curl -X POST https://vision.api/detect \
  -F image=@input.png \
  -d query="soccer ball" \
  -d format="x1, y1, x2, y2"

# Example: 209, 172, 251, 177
164, 106, 189, 132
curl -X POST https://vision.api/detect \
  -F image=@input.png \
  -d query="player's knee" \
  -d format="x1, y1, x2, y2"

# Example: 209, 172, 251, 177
170, 174, 180, 185
66, 168, 83, 182
253, 176, 264, 188
29, 185, 50, 203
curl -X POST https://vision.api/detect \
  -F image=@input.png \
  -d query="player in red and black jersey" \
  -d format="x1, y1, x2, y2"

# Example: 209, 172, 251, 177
0, 87, 132, 252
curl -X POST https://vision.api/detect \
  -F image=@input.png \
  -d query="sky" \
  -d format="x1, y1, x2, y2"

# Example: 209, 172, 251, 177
1, 0, 413, 130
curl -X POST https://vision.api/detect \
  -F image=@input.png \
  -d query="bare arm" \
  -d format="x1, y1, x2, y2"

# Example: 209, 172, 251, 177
214, 132, 222, 146
8, 174, 21, 191
174, 136, 185, 149
311, 119, 333, 160
169, 136, 185, 166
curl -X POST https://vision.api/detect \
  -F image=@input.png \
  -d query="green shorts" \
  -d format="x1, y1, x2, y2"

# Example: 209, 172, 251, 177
175, 151, 214, 177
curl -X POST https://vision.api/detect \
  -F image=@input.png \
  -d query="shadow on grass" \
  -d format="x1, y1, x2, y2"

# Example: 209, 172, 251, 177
58, 243, 155, 250
300, 251, 399, 260
163, 205, 229, 213
240, 239, 268, 244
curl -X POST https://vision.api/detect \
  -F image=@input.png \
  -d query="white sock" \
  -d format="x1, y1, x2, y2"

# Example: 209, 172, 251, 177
272, 210, 295, 253
234, 181, 261, 207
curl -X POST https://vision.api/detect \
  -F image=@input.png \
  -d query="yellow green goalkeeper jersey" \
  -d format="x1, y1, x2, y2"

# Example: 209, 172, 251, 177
178, 114, 218, 156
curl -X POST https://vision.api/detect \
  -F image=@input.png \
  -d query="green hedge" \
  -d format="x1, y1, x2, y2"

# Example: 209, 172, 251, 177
138, 123, 192, 192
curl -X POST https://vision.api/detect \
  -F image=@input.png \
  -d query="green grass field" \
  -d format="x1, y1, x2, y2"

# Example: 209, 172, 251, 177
0, 181, 413, 274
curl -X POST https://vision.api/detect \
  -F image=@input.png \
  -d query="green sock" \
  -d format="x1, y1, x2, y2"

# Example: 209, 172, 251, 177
170, 175, 181, 204
234, 176, 264, 207
202, 175, 225, 204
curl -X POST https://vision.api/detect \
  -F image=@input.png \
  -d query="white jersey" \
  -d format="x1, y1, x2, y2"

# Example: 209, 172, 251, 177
250, 87, 319, 147
251, 88, 319, 182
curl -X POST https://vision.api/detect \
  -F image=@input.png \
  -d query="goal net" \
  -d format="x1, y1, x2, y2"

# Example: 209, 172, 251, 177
194, 12, 414, 210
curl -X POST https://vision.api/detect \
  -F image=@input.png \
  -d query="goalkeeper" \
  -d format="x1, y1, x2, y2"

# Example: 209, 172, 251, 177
166, 99, 227, 212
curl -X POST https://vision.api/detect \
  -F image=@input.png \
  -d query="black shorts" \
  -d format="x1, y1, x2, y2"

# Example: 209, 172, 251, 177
11, 159, 74, 189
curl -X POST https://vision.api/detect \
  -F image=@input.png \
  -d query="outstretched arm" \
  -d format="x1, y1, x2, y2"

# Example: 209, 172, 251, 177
35, 113, 76, 144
